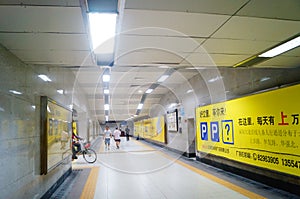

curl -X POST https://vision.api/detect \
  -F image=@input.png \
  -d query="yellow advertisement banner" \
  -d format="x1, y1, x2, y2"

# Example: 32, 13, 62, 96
196, 84, 300, 177
134, 116, 165, 143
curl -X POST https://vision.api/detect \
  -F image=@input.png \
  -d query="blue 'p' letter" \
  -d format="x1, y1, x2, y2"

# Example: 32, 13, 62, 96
200, 122, 208, 140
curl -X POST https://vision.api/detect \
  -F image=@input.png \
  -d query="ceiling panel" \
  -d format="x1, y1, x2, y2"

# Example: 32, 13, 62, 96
0, 0, 80, 6
0, 33, 90, 50
212, 16, 300, 41
125, 0, 248, 15
11, 50, 94, 66
116, 34, 201, 54
184, 52, 250, 67
115, 49, 184, 67
0, 6, 85, 33
237, 0, 300, 20
120, 9, 230, 37
202, 38, 276, 55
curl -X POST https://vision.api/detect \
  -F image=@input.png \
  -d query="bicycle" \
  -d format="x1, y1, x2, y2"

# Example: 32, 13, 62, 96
74, 139, 97, 163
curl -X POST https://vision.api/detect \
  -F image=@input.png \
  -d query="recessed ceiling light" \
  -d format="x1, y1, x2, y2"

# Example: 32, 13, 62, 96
38, 74, 52, 82
137, 103, 143, 110
9, 90, 22, 95
157, 75, 169, 82
104, 104, 110, 110
145, 89, 153, 94
102, 74, 110, 82
57, 89, 64, 94
104, 89, 109, 94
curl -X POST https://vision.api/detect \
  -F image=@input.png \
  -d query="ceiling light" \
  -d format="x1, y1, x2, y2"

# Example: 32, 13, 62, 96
105, 115, 109, 121
38, 74, 52, 82
104, 89, 109, 94
102, 74, 110, 82
259, 36, 300, 58
145, 89, 153, 94
104, 104, 110, 110
157, 75, 169, 82
186, 89, 193, 93
88, 13, 117, 53
57, 89, 64, 94
9, 90, 22, 95
31, 105, 36, 109
137, 103, 143, 110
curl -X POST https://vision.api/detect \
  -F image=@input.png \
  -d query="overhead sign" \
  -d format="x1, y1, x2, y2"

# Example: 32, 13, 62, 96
196, 84, 300, 177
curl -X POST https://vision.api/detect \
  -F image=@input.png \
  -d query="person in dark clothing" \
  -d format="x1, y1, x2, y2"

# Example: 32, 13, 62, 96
125, 126, 130, 141
72, 132, 82, 159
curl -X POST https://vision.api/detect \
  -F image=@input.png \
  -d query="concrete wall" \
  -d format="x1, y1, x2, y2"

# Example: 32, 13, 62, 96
0, 44, 99, 198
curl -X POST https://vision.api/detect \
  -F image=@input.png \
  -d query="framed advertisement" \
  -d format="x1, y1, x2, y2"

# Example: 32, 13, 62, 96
40, 96, 72, 175
167, 109, 178, 132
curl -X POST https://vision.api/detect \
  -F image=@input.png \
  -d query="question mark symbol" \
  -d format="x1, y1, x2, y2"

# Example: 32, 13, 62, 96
225, 124, 230, 141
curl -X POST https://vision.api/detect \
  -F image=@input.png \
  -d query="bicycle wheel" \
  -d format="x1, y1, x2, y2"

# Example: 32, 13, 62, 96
83, 148, 97, 163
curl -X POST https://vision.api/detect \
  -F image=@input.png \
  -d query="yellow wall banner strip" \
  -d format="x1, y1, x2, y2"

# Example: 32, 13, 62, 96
196, 84, 300, 177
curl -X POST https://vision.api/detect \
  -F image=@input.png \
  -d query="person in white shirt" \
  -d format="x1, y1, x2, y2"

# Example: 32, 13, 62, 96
113, 127, 121, 149
103, 126, 112, 150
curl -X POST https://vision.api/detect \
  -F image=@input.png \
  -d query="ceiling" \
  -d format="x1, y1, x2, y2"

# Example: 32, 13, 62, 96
0, 0, 300, 122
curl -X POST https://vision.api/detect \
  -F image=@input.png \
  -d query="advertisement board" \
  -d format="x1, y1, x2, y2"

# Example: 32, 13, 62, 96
40, 97, 72, 174
134, 116, 165, 143
196, 84, 300, 177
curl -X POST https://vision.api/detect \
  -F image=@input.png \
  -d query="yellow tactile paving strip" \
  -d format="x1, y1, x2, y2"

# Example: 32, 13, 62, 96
80, 167, 100, 199
77, 139, 104, 199
134, 140, 266, 199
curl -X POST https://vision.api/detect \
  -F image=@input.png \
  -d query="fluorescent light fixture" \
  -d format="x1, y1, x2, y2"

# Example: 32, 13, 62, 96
157, 75, 169, 82
38, 74, 52, 82
137, 103, 143, 110
9, 90, 22, 95
69, 104, 73, 109
57, 89, 64, 94
88, 13, 117, 53
104, 89, 109, 94
104, 104, 110, 110
105, 115, 109, 121
31, 105, 36, 109
186, 89, 193, 94
259, 36, 300, 58
102, 74, 110, 82
145, 89, 153, 94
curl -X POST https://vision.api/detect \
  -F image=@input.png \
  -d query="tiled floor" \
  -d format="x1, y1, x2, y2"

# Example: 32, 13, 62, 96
52, 137, 300, 199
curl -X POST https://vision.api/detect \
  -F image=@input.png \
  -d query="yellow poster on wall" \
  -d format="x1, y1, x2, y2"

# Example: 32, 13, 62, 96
196, 84, 300, 177
134, 116, 165, 143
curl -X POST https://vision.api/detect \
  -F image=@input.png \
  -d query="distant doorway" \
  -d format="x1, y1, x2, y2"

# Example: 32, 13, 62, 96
187, 118, 196, 157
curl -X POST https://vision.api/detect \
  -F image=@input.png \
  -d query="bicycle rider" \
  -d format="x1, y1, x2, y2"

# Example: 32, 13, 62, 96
72, 131, 83, 160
